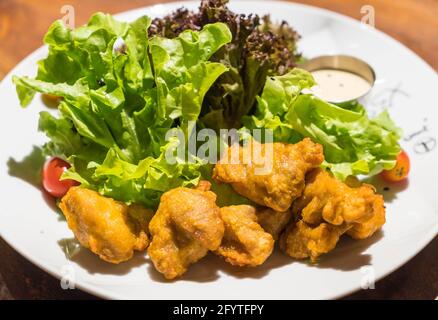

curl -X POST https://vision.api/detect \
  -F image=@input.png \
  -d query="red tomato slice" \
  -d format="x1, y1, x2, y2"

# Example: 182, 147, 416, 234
42, 157, 79, 198
380, 150, 410, 182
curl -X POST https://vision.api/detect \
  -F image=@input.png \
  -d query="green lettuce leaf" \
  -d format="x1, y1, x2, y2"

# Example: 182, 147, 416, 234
13, 13, 232, 209
149, 0, 302, 130
62, 137, 204, 208
150, 24, 230, 133
244, 68, 402, 180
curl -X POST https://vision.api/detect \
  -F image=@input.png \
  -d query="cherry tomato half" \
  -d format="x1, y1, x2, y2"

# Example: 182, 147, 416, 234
42, 157, 79, 198
380, 150, 410, 182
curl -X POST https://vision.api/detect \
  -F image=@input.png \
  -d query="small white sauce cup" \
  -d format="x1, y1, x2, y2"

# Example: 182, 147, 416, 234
299, 55, 376, 103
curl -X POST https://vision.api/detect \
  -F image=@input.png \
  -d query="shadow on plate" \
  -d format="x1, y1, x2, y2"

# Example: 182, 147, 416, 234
363, 175, 409, 203
7, 145, 65, 218
310, 230, 384, 271
145, 231, 382, 282
146, 246, 294, 283
59, 240, 148, 276
58, 230, 384, 282
7, 146, 45, 189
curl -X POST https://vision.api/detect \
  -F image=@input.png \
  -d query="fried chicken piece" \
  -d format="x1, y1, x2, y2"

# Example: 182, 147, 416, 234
292, 169, 385, 228
215, 205, 274, 267
147, 184, 224, 279
59, 187, 152, 264
280, 220, 350, 261
280, 168, 386, 261
213, 138, 324, 212
256, 207, 292, 240
347, 194, 386, 239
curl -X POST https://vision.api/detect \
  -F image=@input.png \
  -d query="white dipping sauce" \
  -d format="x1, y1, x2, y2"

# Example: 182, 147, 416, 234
310, 69, 371, 103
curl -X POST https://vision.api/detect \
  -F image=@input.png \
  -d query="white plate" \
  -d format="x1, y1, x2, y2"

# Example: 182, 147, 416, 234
0, 0, 437, 300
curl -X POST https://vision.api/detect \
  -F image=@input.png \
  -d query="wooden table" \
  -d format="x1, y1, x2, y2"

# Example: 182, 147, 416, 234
0, 0, 437, 300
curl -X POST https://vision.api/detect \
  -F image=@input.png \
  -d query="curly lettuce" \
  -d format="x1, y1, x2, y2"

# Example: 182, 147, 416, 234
13, 13, 231, 208
243, 68, 402, 180
149, 0, 302, 130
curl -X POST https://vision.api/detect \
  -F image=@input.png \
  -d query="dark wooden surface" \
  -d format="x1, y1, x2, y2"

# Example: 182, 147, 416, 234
0, 0, 437, 300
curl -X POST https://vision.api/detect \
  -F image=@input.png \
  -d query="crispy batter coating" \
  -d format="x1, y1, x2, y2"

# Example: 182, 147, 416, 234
280, 220, 350, 261
347, 194, 386, 239
292, 169, 382, 226
213, 138, 324, 212
256, 207, 292, 240
215, 205, 274, 266
147, 185, 224, 279
59, 187, 152, 264
281, 168, 386, 261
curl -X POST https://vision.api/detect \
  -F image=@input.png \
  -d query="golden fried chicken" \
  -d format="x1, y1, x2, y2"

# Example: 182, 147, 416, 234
213, 138, 324, 212
215, 205, 274, 267
293, 169, 385, 227
280, 168, 386, 261
147, 184, 224, 279
59, 187, 152, 264
347, 194, 386, 239
280, 220, 350, 261
255, 207, 291, 240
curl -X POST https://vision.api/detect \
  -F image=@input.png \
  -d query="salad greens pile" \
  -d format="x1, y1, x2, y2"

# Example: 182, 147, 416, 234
14, 14, 232, 208
149, 0, 301, 130
243, 69, 402, 180
13, 1, 402, 209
